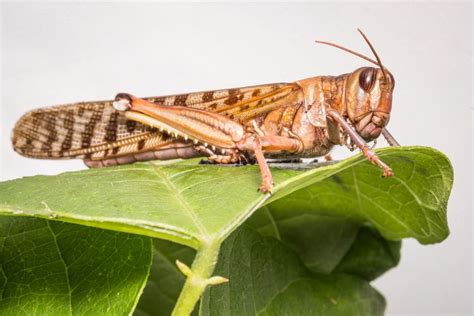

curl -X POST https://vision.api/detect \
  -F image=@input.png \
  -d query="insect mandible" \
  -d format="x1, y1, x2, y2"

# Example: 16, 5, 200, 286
12, 29, 399, 193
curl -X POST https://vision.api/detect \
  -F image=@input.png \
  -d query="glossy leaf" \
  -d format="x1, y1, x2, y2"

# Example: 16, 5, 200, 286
0, 216, 152, 315
265, 147, 453, 244
334, 227, 401, 281
247, 210, 401, 277
0, 147, 452, 250
201, 227, 385, 315
247, 207, 361, 273
259, 276, 385, 316
0, 146, 453, 314
137, 225, 399, 315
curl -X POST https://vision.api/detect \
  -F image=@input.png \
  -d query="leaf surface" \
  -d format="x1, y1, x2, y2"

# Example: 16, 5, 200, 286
0, 147, 452, 249
265, 147, 453, 244
133, 226, 399, 314
334, 227, 401, 280
0, 216, 152, 315
0, 147, 452, 315
201, 227, 385, 315
247, 208, 361, 273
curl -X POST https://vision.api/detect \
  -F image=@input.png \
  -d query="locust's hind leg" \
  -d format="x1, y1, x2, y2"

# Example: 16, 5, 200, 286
327, 109, 393, 177
113, 93, 303, 193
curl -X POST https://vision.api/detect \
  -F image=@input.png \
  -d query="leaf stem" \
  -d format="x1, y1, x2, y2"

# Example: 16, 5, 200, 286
172, 240, 222, 316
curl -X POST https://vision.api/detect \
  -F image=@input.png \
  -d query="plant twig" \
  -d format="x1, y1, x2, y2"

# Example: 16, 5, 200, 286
172, 240, 225, 315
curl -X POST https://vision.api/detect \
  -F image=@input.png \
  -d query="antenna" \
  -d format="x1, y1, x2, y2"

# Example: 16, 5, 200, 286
315, 29, 388, 80
356, 29, 387, 80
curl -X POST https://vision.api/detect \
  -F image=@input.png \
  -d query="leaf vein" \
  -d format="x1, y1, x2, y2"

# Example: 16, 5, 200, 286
46, 221, 73, 316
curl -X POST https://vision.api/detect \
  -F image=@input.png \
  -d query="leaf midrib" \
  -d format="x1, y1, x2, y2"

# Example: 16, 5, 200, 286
152, 164, 210, 240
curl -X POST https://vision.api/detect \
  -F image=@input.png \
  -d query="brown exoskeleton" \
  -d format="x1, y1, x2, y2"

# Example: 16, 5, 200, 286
12, 29, 399, 193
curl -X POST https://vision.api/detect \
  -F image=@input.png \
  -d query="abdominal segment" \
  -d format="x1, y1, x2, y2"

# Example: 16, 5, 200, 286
84, 142, 201, 167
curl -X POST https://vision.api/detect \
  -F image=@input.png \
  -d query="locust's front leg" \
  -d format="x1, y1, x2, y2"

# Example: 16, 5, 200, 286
328, 109, 394, 177
113, 93, 303, 193
382, 128, 400, 147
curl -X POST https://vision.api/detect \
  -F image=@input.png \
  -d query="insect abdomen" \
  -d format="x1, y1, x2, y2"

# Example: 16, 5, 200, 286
83, 143, 200, 168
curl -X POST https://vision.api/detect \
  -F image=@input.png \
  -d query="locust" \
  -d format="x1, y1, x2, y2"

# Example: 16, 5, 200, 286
11, 29, 399, 193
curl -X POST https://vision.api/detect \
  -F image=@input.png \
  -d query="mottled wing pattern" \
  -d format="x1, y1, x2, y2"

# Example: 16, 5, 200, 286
12, 82, 302, 161
12, 100, 171, 160
146, 82, 302, 124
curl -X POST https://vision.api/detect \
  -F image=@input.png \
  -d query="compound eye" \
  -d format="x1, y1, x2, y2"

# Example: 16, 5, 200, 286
359, 68, 377, 92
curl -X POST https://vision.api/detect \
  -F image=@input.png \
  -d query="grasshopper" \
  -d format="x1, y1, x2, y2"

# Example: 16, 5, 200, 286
12, 29, 399, 193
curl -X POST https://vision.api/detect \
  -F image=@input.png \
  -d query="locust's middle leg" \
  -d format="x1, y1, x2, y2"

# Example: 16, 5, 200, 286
236, 134, 303, 192
195, 145, 246, 164
327, 109, 393, 177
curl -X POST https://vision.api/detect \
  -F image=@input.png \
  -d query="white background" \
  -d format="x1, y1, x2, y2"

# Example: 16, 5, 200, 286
1, 2, 472, 315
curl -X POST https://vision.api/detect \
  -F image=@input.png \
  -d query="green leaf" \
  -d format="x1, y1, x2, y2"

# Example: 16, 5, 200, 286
0, 158, 274, 249
258, 277, 385, 316
201, 227, 385, 315
131, 227, 398, 316
247, 211, 401, 278
334, 227, 401, 281
0, 216, 152, 315
137, 226, 394, 315
0, 147, 452, 248
0, 146, 453, 314
246, 207, 360, 273
265, 147, 453, 244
